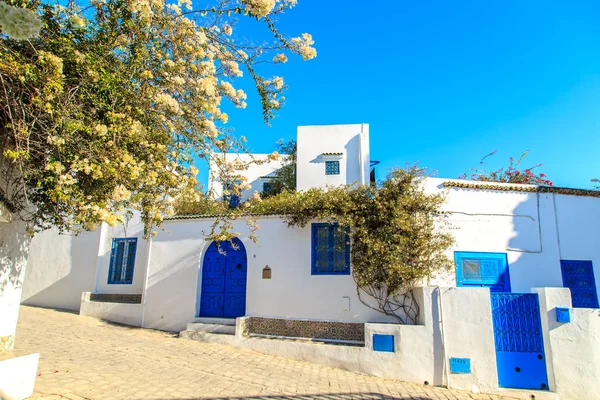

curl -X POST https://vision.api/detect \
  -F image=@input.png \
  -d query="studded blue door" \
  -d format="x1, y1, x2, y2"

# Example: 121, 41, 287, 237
199, 238, 247, 318
491, 293, 548, 390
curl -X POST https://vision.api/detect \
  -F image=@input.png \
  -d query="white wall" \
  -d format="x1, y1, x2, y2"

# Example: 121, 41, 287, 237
93, 213, 148, 295
535, 287, 600, 400
554, 195, 600, 299
426, 179, 572, 294
439, 287, 498, 393
184, 287, 497, 394
79, 292, 143, 327
21, 228, 99, 311
209, 153, 283, 200
0, 218, 31, 351
143, 216, 396, 332
296, 124, 370, 191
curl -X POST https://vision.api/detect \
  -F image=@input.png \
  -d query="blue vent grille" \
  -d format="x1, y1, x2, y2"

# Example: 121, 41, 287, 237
560, 260, 599, 308
491, 293, 543, 353
325, 161, 340, 175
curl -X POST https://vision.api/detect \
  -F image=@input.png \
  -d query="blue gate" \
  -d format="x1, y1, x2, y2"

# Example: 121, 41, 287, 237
199, 238, 247, 318
490, 293, 548, 390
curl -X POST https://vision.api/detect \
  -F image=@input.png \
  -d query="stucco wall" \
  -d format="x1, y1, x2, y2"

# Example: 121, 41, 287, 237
438, 287, 498, 393
93, 213, 148, 295
296, 124, 369, 191
21, 227, 99, 311
143, 216, 396, 332
554, 195, 600, 299
0, 219, 31, 350
535, 287, 600, 400
209, 153, 283, 201
79, 293, 143, 327
425, 179, 584, 295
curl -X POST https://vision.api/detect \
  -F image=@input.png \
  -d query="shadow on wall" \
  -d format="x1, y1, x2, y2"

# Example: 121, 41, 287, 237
20, 228, 100, 312
507, 192, 563, 293
0, 220, 32, 293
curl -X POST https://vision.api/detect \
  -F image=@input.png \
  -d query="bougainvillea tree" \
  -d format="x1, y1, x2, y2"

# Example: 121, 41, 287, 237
0, 0, 315, 237
460, 150, 553, 186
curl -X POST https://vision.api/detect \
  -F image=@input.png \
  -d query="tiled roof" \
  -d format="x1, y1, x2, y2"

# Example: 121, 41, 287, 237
443, 181, 600, 198
321, 152, 343, 156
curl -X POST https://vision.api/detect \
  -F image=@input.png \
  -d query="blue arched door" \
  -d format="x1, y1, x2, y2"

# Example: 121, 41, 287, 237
199, 238, 247, 318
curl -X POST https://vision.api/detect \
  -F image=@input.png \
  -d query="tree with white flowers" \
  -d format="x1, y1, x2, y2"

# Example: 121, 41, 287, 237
0, 0, 315, 351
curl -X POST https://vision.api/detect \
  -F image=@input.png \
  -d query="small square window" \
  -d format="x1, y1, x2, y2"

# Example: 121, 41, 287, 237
108, 238, 137, 284
325, 161, 340, 175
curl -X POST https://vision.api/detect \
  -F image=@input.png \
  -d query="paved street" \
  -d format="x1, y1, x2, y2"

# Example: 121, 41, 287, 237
15, 306, 514, 400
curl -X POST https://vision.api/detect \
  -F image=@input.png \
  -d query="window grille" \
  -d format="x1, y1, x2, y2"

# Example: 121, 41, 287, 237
108, 238, 137, 284
311, 223, 350, 275
560, 260, 599, 308
325, 161, 340, 175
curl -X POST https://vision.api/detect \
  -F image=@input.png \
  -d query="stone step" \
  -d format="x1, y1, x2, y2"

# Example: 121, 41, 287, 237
185, 322, 235, 335
192, 317, 236, 326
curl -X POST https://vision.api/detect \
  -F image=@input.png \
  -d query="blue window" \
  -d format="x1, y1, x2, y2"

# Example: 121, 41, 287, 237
262, 182, 274, 196
224, 183, 240, 209
560, 260, 599, 308
325, 161, 340, 175
108, 238, 137, 284
311, 223, 350, 275
455, 251, 510, 292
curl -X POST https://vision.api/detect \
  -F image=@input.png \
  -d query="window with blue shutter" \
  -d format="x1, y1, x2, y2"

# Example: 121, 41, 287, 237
325, 161, 340, 175
560, 260, 599, 308
223, 183, 240, 209
108, 238, 137, 284
311, 223, 350, 275
455, 251, 510, 292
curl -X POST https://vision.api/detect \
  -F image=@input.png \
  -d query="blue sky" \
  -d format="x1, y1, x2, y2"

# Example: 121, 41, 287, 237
205, 0, 600, 189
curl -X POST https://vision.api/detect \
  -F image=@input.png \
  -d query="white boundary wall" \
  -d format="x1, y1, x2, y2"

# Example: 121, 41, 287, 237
22, 178, 600, 325
534, 287, 600, 400
142, 217, 395, 332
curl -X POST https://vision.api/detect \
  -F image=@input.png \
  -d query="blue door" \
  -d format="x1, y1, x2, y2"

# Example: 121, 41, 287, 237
491, 293, 548, 390
199, 238, 247, 318
560, 260, 599, 308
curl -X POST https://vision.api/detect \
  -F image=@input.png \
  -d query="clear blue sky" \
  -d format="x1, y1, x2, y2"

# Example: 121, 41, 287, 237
204, 0, 600, 189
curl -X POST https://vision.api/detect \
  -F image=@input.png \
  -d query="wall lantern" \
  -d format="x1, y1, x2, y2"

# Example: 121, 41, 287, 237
262, 266, 272, 279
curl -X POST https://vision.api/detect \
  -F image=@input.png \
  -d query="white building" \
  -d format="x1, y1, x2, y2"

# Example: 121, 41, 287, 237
20, 123, 600, 399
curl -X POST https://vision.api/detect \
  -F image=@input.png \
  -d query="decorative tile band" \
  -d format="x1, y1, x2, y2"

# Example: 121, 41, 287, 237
89, 293, 142, 304
244, 317, 364, 342
443, 181, 600, 198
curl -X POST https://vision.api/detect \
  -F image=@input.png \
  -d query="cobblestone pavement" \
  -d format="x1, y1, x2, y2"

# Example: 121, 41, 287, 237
16, 306, 517, 400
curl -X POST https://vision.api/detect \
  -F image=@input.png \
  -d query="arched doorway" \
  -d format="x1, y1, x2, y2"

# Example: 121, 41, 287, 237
198, 238, 247, 318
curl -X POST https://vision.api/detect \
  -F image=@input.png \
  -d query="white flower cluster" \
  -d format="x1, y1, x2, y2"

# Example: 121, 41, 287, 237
112, 184, 132, 202
154, 93, 183, 115
291, 33, 317, 60
242, 0, 275, 18
0, 2, 42, 40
